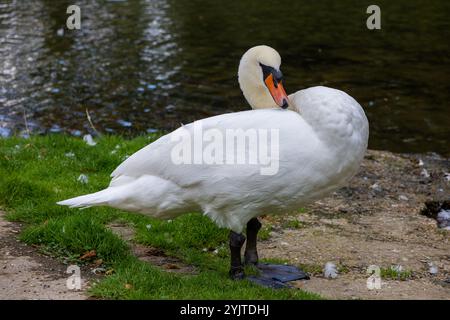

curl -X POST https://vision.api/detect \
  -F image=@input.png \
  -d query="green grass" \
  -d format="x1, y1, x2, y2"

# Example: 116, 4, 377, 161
380, 266, 412, 281
282, 219, 303, 229
258, 224, 273, 241
0, 135, 321, 300
298, 263, 323, 275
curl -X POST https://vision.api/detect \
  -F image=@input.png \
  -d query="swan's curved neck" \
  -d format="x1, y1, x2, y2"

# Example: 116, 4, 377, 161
238, 58, 278, 110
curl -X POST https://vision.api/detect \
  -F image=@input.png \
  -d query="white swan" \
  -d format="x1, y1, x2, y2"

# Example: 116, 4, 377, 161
58, 45, 369, 279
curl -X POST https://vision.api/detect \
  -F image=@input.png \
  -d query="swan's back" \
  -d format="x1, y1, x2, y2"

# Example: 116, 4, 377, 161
110, 109, 321, 189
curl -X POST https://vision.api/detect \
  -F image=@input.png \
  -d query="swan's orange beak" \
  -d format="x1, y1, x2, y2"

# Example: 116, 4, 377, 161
264, 73, 289, 109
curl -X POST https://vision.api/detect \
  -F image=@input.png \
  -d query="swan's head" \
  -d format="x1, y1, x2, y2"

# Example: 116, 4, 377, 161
238, 45, 290, 110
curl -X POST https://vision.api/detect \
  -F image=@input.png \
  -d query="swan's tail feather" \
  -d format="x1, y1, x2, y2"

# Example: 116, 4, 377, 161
57, 175, 181, 216
57, 188, 113, 208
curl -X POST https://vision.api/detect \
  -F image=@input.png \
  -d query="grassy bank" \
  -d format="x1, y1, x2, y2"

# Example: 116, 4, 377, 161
0, 135, 319, 299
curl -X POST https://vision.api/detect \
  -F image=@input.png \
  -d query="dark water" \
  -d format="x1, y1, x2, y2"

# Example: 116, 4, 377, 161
1, 0, 449, 155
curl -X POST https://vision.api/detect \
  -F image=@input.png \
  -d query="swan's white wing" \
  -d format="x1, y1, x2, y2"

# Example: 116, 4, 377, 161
110, 109, 321, 188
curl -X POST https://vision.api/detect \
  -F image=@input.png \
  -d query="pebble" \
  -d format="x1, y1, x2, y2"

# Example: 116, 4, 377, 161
370, 183, 382, 192
436, 210, 450, 229
324, 262, 338, 279
0, 127, 11, 137
117, 119, 132, 128
428, 263, 438, 275
444, 173, 450, 182
420, 169, 430, 178
398, 195, 409, 201
71, 130, 82, 137
165, 104, 176, 112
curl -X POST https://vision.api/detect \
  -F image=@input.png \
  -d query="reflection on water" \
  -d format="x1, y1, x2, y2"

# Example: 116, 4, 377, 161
0, 0, 449, 155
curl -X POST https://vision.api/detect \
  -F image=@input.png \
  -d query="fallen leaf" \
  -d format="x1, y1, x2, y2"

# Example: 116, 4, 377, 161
80, 250, 96, 260
93, 259, 103, 267
106, 269, 115, 275
164, 263, 180, 270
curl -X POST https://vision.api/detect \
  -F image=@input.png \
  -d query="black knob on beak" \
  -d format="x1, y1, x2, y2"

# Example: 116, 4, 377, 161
273, 69, 283, 84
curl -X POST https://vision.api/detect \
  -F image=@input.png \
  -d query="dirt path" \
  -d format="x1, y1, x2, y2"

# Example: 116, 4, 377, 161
0, 211, 87, 300
108, 222, 197, 274
259, 150, 450, 299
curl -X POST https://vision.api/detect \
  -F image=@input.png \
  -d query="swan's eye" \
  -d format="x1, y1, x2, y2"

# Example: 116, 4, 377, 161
259, 63, 283, 85
260, 63, 273, 80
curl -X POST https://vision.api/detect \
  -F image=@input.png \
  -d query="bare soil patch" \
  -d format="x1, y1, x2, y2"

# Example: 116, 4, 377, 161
0, 211, 88, 300
259, 150, 450, 299
107, 222, 197, 274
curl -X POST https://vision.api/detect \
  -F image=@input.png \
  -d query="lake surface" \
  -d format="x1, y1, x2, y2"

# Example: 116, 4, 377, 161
1, 0, 449, 155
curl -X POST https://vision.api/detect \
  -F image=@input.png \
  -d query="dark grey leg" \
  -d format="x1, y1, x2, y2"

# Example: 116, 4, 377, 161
244, 218, 262, 265
229, 231, 246, 280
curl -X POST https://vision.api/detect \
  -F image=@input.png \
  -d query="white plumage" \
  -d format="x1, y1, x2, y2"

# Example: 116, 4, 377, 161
58, 46, 369, 234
